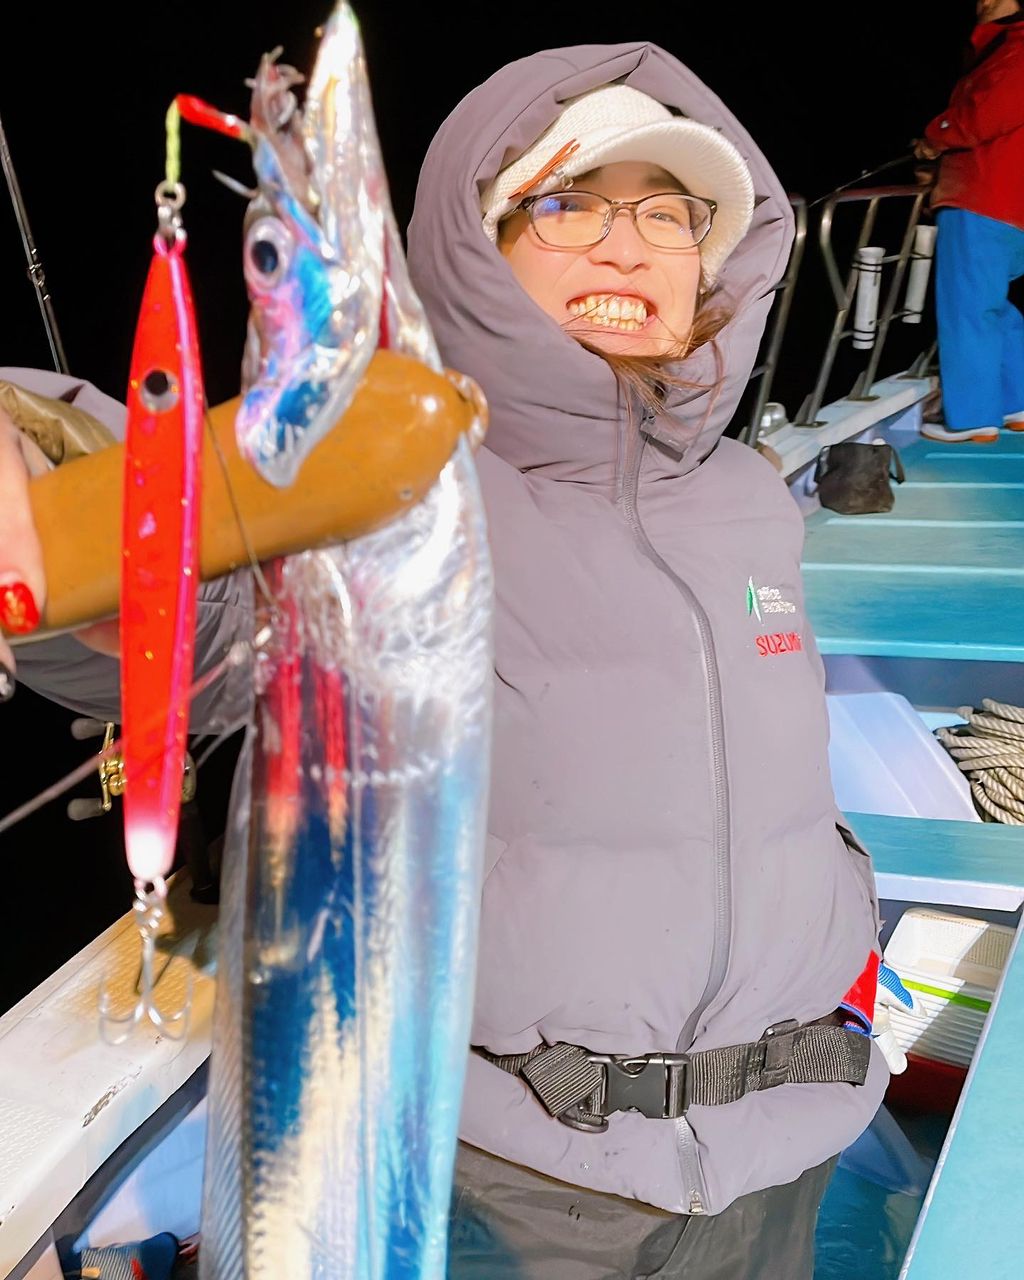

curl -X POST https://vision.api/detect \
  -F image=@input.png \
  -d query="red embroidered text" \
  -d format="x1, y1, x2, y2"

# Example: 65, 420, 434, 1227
755, 631, 803, 657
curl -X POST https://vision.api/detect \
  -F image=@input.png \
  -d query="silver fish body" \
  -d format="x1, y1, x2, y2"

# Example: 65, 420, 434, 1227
201, 4, 493, 1277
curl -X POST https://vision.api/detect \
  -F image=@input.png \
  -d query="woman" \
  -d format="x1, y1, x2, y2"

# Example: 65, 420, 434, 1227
1, 40, 887, 1280
405, 42, 888, 1279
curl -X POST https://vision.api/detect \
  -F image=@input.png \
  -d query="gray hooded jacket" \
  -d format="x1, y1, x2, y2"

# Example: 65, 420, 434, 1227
406, 42, 887, 1215
11, 41, 886, 1221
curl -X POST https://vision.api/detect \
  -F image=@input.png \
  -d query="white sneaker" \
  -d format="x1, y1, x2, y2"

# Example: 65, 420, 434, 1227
921, 422, 999, 443
1003, 412, 1024, 431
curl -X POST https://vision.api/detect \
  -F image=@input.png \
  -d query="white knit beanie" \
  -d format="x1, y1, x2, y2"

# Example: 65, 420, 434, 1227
481, 84, 755, 279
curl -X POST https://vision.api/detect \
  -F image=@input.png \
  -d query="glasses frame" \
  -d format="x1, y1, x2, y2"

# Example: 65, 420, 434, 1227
517, 189, 718, 251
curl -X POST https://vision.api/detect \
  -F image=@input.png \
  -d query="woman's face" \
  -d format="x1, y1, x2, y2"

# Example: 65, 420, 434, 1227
498, 161, 703, 358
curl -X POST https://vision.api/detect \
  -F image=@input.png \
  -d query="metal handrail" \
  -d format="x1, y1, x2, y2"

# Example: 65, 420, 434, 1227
794, 183, 931, 427
739, 195, 807, 446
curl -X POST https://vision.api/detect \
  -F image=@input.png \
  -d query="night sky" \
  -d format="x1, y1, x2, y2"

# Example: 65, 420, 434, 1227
0, 1, 977, 1008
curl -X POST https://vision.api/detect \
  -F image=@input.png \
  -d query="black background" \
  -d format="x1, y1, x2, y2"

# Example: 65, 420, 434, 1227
0, 2, 977, 1010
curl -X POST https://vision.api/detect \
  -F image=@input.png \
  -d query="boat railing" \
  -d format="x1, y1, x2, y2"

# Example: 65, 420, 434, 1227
792, 183, 935, 428
740, 194, 808, 445
739, 183, 938, 474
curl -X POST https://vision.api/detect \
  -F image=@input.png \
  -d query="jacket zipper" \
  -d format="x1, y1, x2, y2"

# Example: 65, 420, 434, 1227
619, 410, 733, 1214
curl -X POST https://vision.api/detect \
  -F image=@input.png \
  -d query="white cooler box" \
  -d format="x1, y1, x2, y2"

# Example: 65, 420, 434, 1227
883, 908, 1015, 1069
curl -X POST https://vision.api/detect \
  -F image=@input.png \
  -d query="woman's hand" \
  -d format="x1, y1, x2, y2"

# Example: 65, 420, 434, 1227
0, 407, 121, 699
0, 406, 50, 697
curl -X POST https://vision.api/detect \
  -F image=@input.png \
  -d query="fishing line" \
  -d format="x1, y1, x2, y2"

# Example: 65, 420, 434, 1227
166, 91, 279, 611
0, 633, 261, 837
191, 721, 248, 773
165, 99, 182, 189
202, 402, 278, 608
0, 96, 280, 839
174, 93, 277, 608
807, 153, 915, 209
172, 103, 277, 610
2, 90, 316, 844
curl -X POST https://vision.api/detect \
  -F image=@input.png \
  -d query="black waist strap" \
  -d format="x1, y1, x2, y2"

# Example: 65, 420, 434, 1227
475, 1018, 871, 1133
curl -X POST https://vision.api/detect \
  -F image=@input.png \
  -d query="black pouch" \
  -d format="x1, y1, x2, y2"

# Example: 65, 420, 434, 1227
813, 440, 905, 514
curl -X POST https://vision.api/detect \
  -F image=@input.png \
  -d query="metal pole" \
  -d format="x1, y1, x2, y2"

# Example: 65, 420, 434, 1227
740, 196, 808, 447
793, 195, 881, 426
0, 109, 69, 374
850, 189, 928, 398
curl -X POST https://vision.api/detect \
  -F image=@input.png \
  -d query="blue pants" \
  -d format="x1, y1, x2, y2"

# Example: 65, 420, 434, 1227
935, 207, 1024, 429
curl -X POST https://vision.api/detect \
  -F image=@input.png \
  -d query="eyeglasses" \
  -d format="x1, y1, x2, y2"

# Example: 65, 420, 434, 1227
517, 190, 717, 251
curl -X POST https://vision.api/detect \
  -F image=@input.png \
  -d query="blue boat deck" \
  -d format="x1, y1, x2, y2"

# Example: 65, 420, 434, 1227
901, 923, 1024, 1280
800, 431, 1024, 1279
802, 434, 1024, 662
847, 811, 1024, 914
837, 812, 1024, 1280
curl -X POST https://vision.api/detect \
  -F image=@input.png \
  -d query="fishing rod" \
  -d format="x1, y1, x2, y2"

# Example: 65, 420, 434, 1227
0, 108, 69, 374
807, 152, 916, 209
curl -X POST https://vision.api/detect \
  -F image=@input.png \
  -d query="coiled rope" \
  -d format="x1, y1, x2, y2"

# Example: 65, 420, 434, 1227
936, 698, 1024, 825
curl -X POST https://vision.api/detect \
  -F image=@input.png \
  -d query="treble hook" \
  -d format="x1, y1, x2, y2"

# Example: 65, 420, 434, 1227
98, 878, 193, 1045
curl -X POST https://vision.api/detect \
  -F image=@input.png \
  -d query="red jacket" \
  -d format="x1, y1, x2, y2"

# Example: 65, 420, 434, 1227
925, 15, 1024, 229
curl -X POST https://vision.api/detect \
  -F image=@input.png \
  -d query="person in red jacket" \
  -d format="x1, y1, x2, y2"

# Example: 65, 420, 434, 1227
915, 0, 1024, 443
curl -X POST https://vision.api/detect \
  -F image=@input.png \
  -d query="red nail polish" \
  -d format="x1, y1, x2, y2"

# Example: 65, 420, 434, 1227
0, 581, 40, 634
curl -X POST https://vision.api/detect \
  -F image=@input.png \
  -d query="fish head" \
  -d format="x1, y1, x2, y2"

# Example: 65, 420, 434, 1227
237, 3, 386, 487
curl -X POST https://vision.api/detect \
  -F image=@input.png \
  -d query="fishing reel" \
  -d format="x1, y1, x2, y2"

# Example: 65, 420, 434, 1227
67, 718, 218, 903
66, 718, 196, 820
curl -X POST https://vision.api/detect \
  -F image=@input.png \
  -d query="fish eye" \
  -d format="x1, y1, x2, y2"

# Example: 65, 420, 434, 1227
252, 239, 278, 274
139, 367, 179, 413
245, 217, 293, 287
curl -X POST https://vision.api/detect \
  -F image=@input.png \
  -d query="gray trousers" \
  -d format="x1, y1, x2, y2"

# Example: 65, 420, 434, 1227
447, 1142, 837, 1280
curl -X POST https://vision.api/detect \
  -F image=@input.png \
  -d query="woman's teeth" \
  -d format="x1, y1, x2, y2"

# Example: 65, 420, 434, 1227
568, 294, 649, 331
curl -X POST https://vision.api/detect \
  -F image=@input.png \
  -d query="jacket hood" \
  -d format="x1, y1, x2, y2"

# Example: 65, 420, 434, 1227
407, 42, 793, 484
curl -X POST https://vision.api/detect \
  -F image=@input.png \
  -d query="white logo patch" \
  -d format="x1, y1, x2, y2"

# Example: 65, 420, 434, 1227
747, 577, 797, 619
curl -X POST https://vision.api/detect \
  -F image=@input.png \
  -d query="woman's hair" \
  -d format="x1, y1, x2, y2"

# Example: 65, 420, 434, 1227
580, 293, 732, 420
